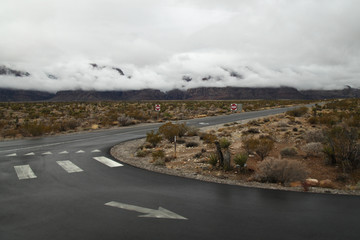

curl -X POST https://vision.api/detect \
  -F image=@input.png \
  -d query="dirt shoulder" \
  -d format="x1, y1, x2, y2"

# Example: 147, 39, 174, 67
111, 136, 360, 196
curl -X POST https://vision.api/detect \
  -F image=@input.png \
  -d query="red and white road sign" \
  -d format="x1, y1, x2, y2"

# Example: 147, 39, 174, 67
231, 104, 237, 111
155, 104, 161, 112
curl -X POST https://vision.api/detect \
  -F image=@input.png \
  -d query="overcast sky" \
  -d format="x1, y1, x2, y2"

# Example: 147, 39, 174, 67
0, 0, 359, 92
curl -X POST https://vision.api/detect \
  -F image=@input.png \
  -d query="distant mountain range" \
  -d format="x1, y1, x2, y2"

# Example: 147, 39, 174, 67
1, 64, 360, 102
1, 86, 360, 102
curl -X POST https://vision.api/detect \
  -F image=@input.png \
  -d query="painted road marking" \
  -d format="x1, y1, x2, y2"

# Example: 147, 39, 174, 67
57, 160, 84, 173
105, 201, 188, 220
59, 151, 69, 154
6, 153, 17, 157
14, 165, 37, 180
91, 150, 101, 153
93, 156, 123, 168
42, 152, 53, 155
24, 152, 35, 156
76, 150, 85, 154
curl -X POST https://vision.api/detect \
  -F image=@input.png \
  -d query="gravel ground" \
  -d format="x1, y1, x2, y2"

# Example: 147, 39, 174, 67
111, 138, 360, 196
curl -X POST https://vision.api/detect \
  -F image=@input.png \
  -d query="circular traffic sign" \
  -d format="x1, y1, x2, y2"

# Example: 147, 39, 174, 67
155, 104, 161, 111
231, 104, 237, 111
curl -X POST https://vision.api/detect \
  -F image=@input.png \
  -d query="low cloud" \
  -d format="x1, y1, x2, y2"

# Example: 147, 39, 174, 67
0, 0, 359, 92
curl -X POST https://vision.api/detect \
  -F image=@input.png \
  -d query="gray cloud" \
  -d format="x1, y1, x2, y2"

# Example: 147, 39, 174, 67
0, 0, 359, 92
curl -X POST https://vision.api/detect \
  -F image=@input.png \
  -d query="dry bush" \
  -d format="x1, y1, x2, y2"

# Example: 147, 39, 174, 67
255, 138, 274, 160
302, 142, 323, 157
200, 133, 218, 144
280, 147, 298, 157
286, 107, 308, 117
256, 158, 308, 184
152, 150, 165, 165
159, 122, 187, 142
146, 130, 162, 147
118, 115, 135, 126
323, 125, 360, 172
303, 130, 325, 143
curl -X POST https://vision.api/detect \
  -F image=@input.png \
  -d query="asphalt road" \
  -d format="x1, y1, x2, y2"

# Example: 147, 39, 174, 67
1, 107, 359, 240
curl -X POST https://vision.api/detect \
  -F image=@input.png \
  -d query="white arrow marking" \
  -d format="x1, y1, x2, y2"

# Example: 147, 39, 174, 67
42, 152, 53, 155
93, 156, 123, 167
76, 150, 85, 154
199, 122, 209, 125
59, 151, 69, 154
91, 149, 101, 153
105, 201, 187, 220
57, 160, 83, 173
24, 152, 35, 156
6, 153, 17, 157
14, 165, 37, 180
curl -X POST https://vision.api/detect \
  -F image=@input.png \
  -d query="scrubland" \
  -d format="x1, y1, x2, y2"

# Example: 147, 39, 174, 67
0, 100, 311, 140
133, 99, 360, 192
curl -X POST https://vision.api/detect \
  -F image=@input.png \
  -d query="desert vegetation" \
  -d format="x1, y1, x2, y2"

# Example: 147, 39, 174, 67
0, 99, 312, 139
133, 99, 360, 191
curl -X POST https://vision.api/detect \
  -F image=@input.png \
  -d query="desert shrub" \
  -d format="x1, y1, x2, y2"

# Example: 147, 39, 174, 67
194, 152, 202, 158
146, 130, 162, 147
177, 123, 188, 138
159, 122, 188, 142
233, 153, 248, 168
118, 115, 135, 126
200, 133, 218, 144
318, 113, 339, 126
256, 158, 308, 184
286, 107, 308, 117
242, 136, 274, 159
302, 142, 323, 157
280, 147, 298, 157
255, 138, 274, 160
152, 150, 165, 165
323, 125, 360, 172
136, 150, 148, 157
242, 137, 258, 154
304, 130, 325, 143
2, 129, 19, 138
186, 142, 199, 148
219, 138, 231, 149
187, 126, 199, 136
308, 116, 318, 124
208, 153, 218, 166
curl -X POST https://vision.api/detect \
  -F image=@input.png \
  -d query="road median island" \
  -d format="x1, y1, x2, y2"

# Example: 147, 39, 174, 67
110, 137, 360, 196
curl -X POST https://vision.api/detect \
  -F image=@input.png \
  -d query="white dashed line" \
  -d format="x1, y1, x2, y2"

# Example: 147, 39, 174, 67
24, 152, 35, 156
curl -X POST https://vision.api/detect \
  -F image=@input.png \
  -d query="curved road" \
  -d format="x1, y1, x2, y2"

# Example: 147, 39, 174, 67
0, 107, 359, 240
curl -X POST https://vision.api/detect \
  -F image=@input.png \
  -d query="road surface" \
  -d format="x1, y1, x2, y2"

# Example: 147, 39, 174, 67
1, 107, 359, 240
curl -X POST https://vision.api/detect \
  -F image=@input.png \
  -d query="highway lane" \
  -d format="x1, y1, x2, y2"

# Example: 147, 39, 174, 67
1, 106, 359, 240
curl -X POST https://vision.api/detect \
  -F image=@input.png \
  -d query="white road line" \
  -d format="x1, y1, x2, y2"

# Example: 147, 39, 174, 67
59, 151, 69, 154
6, 153, 17, 157
93, 156, 123, 168
76, 150, 85, 153
42, 152, 52, 155
91, 150, 101, 153
14, 165, 37, 180
24, 152, 35, 156
56, 160, 84, 173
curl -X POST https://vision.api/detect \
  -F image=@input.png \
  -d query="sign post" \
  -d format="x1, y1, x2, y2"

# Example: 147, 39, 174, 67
155, 104, 161, 121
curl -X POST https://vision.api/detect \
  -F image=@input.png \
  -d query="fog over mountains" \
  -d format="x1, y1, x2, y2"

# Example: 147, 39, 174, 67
1, 64, 360, 102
